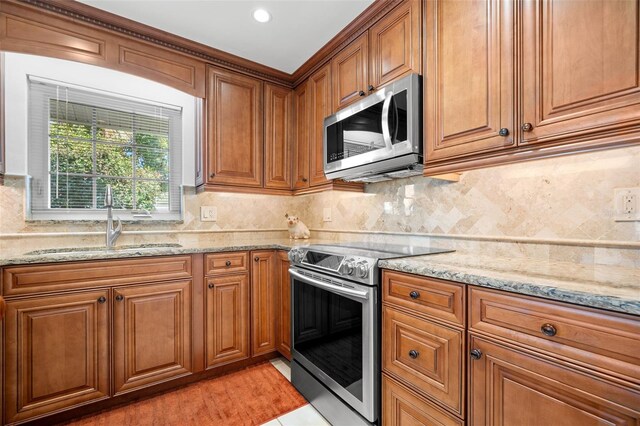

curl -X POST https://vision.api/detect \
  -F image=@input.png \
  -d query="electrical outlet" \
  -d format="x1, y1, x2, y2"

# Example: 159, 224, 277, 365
200, 206, 217, 222
323, 207, 332, 222
614, 188, 640, 221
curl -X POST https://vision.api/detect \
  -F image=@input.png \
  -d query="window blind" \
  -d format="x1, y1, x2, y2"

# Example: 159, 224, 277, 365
28, 76, 183, 220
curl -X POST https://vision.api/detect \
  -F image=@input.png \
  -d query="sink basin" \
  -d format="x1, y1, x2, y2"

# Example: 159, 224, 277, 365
25, 243, 183, 256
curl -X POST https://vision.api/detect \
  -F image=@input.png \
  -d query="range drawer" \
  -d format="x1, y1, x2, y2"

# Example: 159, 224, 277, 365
2, 255, 192, 296
205, 252, 249, 275
469, 286, 640, 384
383, 270, 465, 327
383, 374, 463, 426
383, 306, 464, 416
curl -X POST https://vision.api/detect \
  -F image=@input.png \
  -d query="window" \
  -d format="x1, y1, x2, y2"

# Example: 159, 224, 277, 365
28, 77, 183, 220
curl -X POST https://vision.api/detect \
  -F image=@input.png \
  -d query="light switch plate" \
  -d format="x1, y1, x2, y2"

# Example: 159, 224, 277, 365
323, 207, 332, 222
201, 206, 217, 222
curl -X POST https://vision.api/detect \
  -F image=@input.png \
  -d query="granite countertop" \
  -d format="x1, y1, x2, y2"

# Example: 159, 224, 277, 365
0, 239, 638, 316
379, 253, 640, 316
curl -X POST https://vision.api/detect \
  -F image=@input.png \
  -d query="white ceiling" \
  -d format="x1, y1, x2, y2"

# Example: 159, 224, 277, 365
77, 0, 375, 74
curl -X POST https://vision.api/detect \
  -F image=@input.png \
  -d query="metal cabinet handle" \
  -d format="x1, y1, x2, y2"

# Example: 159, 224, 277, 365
368, 85, 375, 92
115, 294, 124, 302
470, 349, 482, 360
409, 291, 420, 299
254, 256, 260, 262
521, 122, 533, 132
97, 296, 107, 304
499, 128, 509, 137
359, 90, 365, 96
541, 323, 557, 337
208, 283, 214, 289
225, 260, 232, 267
408, 350, 419, 359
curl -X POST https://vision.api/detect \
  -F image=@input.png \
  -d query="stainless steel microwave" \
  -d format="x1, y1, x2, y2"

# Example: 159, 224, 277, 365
323, 73, 422, 181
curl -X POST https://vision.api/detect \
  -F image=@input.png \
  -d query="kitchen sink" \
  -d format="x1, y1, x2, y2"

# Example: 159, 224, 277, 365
25, 243, 183, 256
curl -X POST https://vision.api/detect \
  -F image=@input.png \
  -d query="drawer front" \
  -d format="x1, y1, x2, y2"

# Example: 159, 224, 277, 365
383, 270, 465, 327
205, 252, 249, 275
383, 306, 464, 416
2, 255, 192, 296
469, 287, 640, 383
383, 374, 464, 426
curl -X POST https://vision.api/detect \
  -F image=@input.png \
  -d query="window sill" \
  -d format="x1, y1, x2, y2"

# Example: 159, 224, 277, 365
25, 219, 185, 225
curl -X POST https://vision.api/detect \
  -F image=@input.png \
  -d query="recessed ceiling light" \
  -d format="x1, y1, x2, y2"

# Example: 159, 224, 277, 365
252, 8, 271, 23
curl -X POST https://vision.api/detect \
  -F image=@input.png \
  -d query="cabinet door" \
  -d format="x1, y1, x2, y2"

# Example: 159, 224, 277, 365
520, 0, 640, 146
251, 250, 277, 356
4, 291, 110, 424
206, 66, 263, 187
469, 336, 640, 426
332, 33, 368, 111
276, 251, 291, 360
113, 281, 192, 395
369, 0, 421, 90
264, 83, 293, 190
309, 63, 332, 187
205, 273, 250, 368
424, 0, 515, 162
293, 81, 311, 190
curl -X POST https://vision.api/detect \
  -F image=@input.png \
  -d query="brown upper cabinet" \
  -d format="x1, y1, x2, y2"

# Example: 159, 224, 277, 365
308, 63, 333, 187
293, 81, 311, 190
424, 0, 515, 162
206, 66, 264, 188
520, 0, 640, 147
424, 0, 640, 172
332, 0, 421, 111
332, 33, 369, 111
264, 83, 293, 190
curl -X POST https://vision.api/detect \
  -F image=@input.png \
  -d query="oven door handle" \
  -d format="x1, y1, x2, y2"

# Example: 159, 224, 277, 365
289, 269, 370, 300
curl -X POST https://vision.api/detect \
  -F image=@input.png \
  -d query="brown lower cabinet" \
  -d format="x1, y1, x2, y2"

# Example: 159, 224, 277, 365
113, 280, 192, 395
205, 273, 250, 368
4, 290, 111, 424
275, 251, 291, 360
251, 250, 277, 356
468, 335, 640, 425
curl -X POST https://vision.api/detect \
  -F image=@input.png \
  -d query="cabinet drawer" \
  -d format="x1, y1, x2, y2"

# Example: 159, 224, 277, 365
383, 306, 464, 416
469, 287, 640, 384
383, 374, 463, 426
383, 270, 465, 327
205, 252, 249, 275
2, 255, 192, 296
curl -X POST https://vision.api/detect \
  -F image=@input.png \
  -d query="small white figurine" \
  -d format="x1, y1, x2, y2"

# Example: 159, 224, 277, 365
285, 213, 310, 239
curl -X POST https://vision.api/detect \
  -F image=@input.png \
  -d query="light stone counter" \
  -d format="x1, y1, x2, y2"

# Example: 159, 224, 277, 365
379, 253, 640, 316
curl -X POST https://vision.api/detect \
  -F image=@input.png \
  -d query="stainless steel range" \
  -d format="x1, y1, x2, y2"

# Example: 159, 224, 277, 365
288, 242, 453, 425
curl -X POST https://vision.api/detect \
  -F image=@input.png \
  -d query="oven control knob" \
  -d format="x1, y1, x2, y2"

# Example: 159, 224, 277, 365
340, 259, 355, 276
356, 261, 369, 279
287, 250, 296, 262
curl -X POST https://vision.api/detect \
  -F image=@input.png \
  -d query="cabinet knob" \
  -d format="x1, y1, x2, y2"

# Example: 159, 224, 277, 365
409, 291, 420, 299
540, 323, 557, 337
359, 90, 365, 97
115, 294, 124, 302
408, 350, 419, 359
368, 85, 375, 92
498, 128, 509, 137
97, 296, 106, 304
208, 283, 214, 289
302, 177, 308, 182
225, 260, 232, 267
209, 172, 215, 178
521, 122, 533, 132
470, 349, 482, 360
254, 256, 260, 262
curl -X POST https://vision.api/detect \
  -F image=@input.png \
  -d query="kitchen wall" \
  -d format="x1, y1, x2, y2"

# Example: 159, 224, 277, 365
1, 145, 638, 265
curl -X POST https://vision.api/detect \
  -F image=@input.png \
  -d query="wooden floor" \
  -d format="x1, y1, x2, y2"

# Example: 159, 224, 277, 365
64, 362, 307, 426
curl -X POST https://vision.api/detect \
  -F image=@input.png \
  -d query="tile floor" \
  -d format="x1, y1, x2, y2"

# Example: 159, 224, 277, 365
263, 358, 332, 426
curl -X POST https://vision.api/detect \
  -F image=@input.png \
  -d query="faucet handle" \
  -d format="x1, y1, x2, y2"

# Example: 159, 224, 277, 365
104, 184, 113, 208
114, 217, 122, 235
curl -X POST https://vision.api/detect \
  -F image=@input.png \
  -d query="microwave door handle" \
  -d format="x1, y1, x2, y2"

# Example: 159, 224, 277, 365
381, 92, 394, 151
289, 269, 370, 300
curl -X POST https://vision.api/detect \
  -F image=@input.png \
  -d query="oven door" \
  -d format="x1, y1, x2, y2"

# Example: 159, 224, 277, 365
290, 267, 378, 423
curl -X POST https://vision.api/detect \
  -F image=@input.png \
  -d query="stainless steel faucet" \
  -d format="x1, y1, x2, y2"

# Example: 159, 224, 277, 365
104, 185, 122, 249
